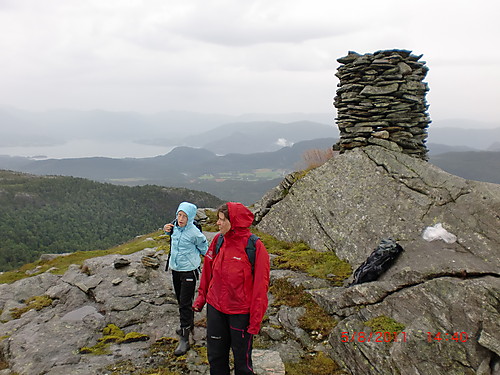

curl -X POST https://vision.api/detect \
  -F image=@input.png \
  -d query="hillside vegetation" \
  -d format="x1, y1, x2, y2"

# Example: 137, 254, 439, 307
0, 170, 223, 271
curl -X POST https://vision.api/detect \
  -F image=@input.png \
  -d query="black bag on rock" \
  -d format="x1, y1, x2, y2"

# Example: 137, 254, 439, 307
348, 238, 403, 287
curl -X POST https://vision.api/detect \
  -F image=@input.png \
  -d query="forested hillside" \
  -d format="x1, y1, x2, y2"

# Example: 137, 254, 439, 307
0, 170, 223, 271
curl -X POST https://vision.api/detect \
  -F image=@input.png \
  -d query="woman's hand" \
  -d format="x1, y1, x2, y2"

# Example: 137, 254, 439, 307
164, 223, 174, 233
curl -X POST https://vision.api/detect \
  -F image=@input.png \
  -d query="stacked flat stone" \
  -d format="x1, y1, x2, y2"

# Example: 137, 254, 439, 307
334, 49, 431, 160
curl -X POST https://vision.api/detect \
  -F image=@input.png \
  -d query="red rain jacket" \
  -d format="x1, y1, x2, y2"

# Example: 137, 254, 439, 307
193, 202, 270, 335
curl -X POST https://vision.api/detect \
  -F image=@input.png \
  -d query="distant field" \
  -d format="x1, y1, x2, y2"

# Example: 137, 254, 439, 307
199, 169, 288, 181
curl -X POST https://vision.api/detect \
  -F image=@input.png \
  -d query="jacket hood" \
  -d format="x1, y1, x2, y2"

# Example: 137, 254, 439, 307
176, 202, 198, 225
227, 202, 254, 229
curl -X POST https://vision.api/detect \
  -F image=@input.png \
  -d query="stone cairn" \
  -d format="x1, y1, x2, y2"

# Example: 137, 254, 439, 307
333, 49, 431, 160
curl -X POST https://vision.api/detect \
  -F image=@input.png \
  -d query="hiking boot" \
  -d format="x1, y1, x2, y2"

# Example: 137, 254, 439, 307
175, 326, 193, 336
174, 326, 191, 356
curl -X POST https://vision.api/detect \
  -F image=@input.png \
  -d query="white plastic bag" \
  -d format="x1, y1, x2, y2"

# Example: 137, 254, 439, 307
422, 223, 457, 244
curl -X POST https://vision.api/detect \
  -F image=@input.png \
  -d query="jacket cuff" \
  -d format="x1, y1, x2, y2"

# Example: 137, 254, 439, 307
247, 325, 260, 335
193, 297, 205, 311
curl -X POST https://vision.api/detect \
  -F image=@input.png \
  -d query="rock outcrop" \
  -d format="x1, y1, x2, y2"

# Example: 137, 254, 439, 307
255, 145, 500, 374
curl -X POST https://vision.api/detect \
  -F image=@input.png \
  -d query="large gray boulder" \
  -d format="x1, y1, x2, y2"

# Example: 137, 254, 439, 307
0, 249, 177, 375
256, 145, 500, 375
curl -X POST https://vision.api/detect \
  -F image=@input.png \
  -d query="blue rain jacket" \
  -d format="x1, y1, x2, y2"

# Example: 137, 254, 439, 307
167, 202, 208, 272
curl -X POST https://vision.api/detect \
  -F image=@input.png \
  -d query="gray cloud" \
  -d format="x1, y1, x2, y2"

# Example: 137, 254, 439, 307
0, 0, 499, 124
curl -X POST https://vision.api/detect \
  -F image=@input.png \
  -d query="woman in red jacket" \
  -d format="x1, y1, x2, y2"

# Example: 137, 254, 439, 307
193, 202, 270, 375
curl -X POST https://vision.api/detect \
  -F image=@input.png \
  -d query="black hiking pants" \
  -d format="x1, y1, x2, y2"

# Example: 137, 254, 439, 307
207, 304, 254, 375
172, 269, 198, 329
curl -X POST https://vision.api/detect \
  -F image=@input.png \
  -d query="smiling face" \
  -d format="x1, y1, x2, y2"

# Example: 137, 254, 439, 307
217, 212, 231, 235
177, 210, 188, 227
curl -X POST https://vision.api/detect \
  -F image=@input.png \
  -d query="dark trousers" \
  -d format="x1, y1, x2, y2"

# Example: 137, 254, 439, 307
207, 304, 254, 375
172, 269, 198, 328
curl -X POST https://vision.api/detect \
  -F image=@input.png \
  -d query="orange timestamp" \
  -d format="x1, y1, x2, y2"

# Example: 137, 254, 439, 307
341, 331, 407, 343
426, 332, 469, 342
341, 331, 470, 343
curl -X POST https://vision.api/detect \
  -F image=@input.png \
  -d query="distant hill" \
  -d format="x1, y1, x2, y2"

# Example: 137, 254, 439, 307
184, 121, 337, 154
0, 138, 338, 204
1, 137, 499, 203
1, 107, 499, 154
0, 170, 223, 271
0, 107, 335, 149
487, 142, 500, 151
427, 126, 500, 150
426, 143, 480, 155
429, 151, 500, 184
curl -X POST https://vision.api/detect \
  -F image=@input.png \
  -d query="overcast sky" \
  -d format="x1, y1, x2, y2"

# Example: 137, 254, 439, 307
1, 0, 499, 124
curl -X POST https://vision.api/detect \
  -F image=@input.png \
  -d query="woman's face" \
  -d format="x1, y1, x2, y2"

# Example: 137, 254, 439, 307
217, 212, 231, 235
177, 211, 188, 227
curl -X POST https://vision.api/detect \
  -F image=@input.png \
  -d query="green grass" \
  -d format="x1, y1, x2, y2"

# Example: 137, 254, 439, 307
0, 232, 168, 285
2, 224, 351, 289
285, 351, 346, 375
10, 295, 53, 319
79, 324, 149, 355
270, 278, 337, 337
254, 229, 352, 285
364, 315, 405, 333
201, 209, 220, 232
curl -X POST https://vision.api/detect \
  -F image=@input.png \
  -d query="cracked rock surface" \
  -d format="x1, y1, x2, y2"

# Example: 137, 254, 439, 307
0, 248, 288, 375
256, 146, 499, 268
256, 145, 500, 375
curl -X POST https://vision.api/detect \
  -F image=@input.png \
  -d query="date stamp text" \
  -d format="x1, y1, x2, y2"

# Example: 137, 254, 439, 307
341, 331, 469, 343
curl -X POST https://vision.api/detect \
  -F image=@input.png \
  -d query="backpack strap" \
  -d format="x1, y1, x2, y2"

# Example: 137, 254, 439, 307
214, 233, 259, 273
165, 221, 175, 271
215, 233, 225, 255
245, 234, 259, 273
193, 219, 203, 233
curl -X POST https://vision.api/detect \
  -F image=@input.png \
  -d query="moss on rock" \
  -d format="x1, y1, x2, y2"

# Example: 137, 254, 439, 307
119, 332, 150, 344
364, 315, 405, 333
270, 278, 337, 337
255, 230, 352, 285
285, 351, 346, 375
80, 324, 150, 356
102, 323, 125, 338
10, 295, 53, 319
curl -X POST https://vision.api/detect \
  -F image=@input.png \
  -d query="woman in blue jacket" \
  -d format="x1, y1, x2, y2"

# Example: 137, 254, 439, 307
164, 201, 208, 356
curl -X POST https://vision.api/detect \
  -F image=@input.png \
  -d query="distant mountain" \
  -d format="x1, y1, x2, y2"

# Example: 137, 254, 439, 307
0, 107, 156, 147
2, 108, 499, 158
487, 142, 500, 151
0, 170, 223, 271
2, 137, 500, 202
0, 138, 337, 204
184, 121, 338, 154
0, 107, 335, 150
137, 120, 338, 155
427, 126, 500, 150
429, 151, 500, 184
427, 143, 479, 155
431, 118, 499, 129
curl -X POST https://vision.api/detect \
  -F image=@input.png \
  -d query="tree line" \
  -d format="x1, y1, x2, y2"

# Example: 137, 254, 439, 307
0, 170, 223, 271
